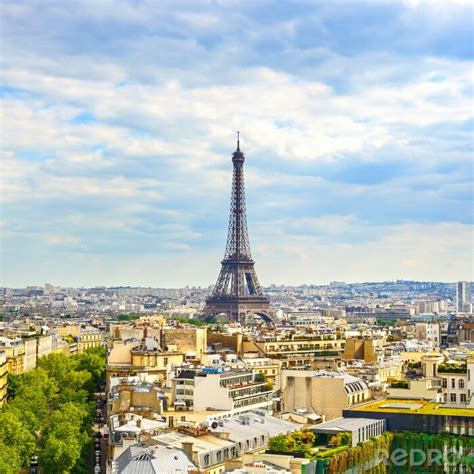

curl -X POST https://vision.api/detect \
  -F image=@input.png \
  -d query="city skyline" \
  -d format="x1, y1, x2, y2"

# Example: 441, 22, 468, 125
1, 1, 473, 287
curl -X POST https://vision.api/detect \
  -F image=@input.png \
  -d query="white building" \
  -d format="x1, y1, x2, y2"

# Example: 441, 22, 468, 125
170, 366, 273, 415
414, 322, 440, 348
456, 281, 472, 312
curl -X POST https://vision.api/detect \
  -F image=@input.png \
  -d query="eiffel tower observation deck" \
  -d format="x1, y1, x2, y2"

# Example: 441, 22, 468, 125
203, 133, 271, 323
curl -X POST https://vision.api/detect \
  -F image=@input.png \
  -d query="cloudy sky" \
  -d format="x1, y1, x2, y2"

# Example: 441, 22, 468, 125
1, 0, 473, 288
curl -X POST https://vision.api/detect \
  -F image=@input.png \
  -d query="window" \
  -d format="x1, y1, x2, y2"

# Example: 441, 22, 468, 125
223, 449, 229, 459
451, 378, 455, 389
204, 454, 210, 466
459, 379, 465, 389
461, 394, 467, 403
217, 451, 222, 462
442, 378, 447, 388
450, 393, 457, 403
163, 357, 168, 366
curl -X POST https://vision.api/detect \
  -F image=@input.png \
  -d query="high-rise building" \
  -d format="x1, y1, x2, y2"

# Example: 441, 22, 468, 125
203, 135, 271, 323
456, 281, 472, 312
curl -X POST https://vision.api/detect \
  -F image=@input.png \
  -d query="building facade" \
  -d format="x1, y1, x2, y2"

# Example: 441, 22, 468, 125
171, 366, 273, 414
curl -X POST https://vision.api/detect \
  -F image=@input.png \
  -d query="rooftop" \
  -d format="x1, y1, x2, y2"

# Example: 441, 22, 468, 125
154, 430, 235, 452
114, 443, 197, 474
350, 398, 474, 417
310, 417, 383, 434
211, 412, 298, 442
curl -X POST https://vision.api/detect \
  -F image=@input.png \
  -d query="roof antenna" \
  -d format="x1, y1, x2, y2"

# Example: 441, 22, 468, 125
237, 131, 240, 151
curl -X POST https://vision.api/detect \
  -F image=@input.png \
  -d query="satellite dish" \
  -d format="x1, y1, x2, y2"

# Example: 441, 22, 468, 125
211, 421, 218, 429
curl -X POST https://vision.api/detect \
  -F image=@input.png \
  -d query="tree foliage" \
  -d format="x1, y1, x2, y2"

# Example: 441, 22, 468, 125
268, 430, 315, 457
0, 347, 106, 473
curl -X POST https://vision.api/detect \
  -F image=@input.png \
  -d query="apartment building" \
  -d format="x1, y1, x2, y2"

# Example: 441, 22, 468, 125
107, 338, 184, 385
23, 335, 53, 371
108, 412, 167, 461
154, 430, 235, 474
242, 333, 344, 371
342, 338, 378, 363
399, 352, 474, 407
414, 322, 440, 348
0, 337, 25, 375
439, 365, 471, 406
108, 376, 166, 416
113, 444, 197, 473
58, 325, 103, 352
0, 351, 8, 405
344, 358, 403, 385
170, 366, 273, 414
210, 411, 298, 455
242, 356, 281, 389
281, 370, 371, 421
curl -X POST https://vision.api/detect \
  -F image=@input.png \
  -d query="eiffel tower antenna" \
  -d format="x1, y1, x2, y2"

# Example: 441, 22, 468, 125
203, 135, 271, 323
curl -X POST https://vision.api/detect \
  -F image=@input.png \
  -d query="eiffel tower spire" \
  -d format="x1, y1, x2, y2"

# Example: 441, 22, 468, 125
203, 134, 271, 322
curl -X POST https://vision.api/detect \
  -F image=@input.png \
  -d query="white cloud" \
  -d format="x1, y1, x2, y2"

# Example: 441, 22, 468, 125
0, 0, 472, 286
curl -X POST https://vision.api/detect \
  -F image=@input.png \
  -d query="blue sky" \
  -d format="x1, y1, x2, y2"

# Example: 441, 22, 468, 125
1, 0, 473, 287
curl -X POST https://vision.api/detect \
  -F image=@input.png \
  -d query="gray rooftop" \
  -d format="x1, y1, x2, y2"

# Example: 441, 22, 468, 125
310, 417, 383, 434
114, 443, 197, 474
211, 412, 298, 443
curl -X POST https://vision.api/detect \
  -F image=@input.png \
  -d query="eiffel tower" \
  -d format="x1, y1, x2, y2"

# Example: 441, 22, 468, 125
203, 133, 271, 323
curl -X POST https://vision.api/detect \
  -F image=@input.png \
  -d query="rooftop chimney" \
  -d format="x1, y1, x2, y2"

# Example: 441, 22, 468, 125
182, 441, 194, 461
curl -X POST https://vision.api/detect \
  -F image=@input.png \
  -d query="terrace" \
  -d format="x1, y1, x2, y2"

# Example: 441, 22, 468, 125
351, 398, 474, 417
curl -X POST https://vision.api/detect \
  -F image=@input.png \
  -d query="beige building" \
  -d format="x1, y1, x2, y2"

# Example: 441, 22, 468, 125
24, 338, 38, 372
225, 451, 310, 474
387, 378, 442, 401
162, 327, 207, 360
106, 326, 207, 386
108, 377, 165, 416
242, 334, 345, 370
208, 333, 243, 353
58, 325, 103, 352
0, 351, 8, 405
281, 370, 371, 421
107, 339, 184, 386
342, 338, 378, 363
0, 337, 25, 375
23, 335, 53, 371
154, 430, 235, 474
242, 356, 280, 389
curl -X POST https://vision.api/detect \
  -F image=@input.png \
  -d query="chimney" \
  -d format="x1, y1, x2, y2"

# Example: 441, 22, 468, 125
136, 419, 142, 428
182, 441, 194, 461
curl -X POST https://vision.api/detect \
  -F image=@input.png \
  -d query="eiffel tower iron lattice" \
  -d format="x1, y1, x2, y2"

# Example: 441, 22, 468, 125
203, 134, 271, 322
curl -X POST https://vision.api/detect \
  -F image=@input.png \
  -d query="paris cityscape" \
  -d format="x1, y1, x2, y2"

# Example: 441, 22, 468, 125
1, 1, 473, 474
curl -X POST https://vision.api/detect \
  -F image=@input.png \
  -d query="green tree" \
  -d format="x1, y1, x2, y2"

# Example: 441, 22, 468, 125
38, 353, 74, 387
40, 432, 84, 474
0, 346, 106, 472
7, 373, 21, 399
74, 346, 106, 392
0, 440, 22, 474
0, 410, 36, 466
40, 403, 90, 473
268, 434, 289, 452
268, 431, 315, 457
